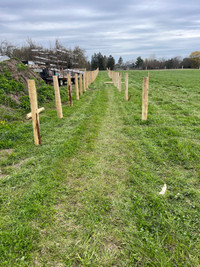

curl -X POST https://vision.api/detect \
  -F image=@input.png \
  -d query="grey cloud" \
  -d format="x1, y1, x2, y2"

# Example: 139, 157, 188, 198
1, 0, 200, 61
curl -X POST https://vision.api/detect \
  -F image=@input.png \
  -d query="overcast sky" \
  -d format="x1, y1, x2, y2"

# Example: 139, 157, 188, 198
1, 0, 200, 61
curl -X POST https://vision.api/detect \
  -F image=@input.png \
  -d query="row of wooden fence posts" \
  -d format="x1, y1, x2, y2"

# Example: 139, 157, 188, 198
107, 69, 129, 101
86, 68, 99, 90
27, 68, 99, 145
107, 69, 149, 121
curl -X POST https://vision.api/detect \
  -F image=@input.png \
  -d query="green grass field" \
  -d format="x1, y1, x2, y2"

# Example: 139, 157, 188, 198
0, 70, 200, 266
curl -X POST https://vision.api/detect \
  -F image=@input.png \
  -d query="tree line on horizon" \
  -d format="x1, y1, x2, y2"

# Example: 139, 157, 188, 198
90, 53, 200, 70
1, 39, 200, 70
125, 55, 196, 70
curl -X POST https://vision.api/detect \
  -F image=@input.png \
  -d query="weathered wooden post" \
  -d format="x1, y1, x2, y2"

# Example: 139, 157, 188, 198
142, 77, 149, 120
83, 72, 86, 92
53, 76, 63, 118
118, 73, 121, 92
28, 80, 41, 145
75, 74, 79, 100
87, 72, 90, 88
114, 72, 116, 87
79, 74, 83, 95
67, 74, 73, 107
125, 73, 128, 101
89, 71, 91, 87
89, 72, 91, 86
116, 73, 118, 89
86, 72, 89, 89
117, 72, 119, 89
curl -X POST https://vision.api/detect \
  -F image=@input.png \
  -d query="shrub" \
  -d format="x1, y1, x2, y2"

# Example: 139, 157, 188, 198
20, 95, 30, 110
0, 74, 25, 94
37, 85, 54, 104
0, 93, 19, 108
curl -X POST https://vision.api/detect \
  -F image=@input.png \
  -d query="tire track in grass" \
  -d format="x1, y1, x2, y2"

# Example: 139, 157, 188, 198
33, 83, 135, 266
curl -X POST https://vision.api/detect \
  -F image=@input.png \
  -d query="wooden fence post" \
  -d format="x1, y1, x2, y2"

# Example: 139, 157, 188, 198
53, 76, 63, 118
88, 71, 90, 87
28, 80, 41, 145
119, 73, 121, 92
89, 72, 91, 87
79, 74, 83, 95
75, 74, 79, 100
116, 73, 119, 90
125, 73, 128, 101
85, 72, 87, 90
83, 72, 86, 92
142, 77, 149, 120
67, 74, 73, 107
87, 72, 90, 88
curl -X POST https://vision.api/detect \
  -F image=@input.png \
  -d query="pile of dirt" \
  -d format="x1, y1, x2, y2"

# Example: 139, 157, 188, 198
0, 58, 42, 92
0, 58, 55, 117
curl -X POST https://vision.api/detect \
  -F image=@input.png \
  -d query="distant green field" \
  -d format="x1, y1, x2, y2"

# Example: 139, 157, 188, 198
0, 70, 200, 266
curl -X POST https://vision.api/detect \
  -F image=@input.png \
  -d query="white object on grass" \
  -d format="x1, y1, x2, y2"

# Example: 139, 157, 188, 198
159, 183, 167, 195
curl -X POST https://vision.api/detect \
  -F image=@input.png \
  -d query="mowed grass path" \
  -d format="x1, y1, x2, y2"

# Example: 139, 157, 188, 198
0, 70, 200, 266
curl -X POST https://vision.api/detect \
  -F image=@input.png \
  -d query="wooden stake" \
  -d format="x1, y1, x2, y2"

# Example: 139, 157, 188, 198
28, 80, 41, 145
142, 77, 149, 120
53, 76, 63, 118
75, 74, 79, 100
119, 73, 121, 92
86, 72, 88, 89
83, 72, 86, 92
26, 107, 45, 120
67, 74, 73, 107
116, 73, 118, 89
79, 74, 83, 95
125, 73, 128, 101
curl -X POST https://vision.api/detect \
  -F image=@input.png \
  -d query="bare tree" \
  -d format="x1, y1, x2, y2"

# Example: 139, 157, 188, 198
0, 40, 15, 57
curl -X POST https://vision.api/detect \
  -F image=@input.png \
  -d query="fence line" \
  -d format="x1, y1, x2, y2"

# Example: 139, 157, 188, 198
107, 68, 125, 93
27, 68, 150, 145
107, 69, 150, 120
27, 68, 99, 145
85, 68, 99, 89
